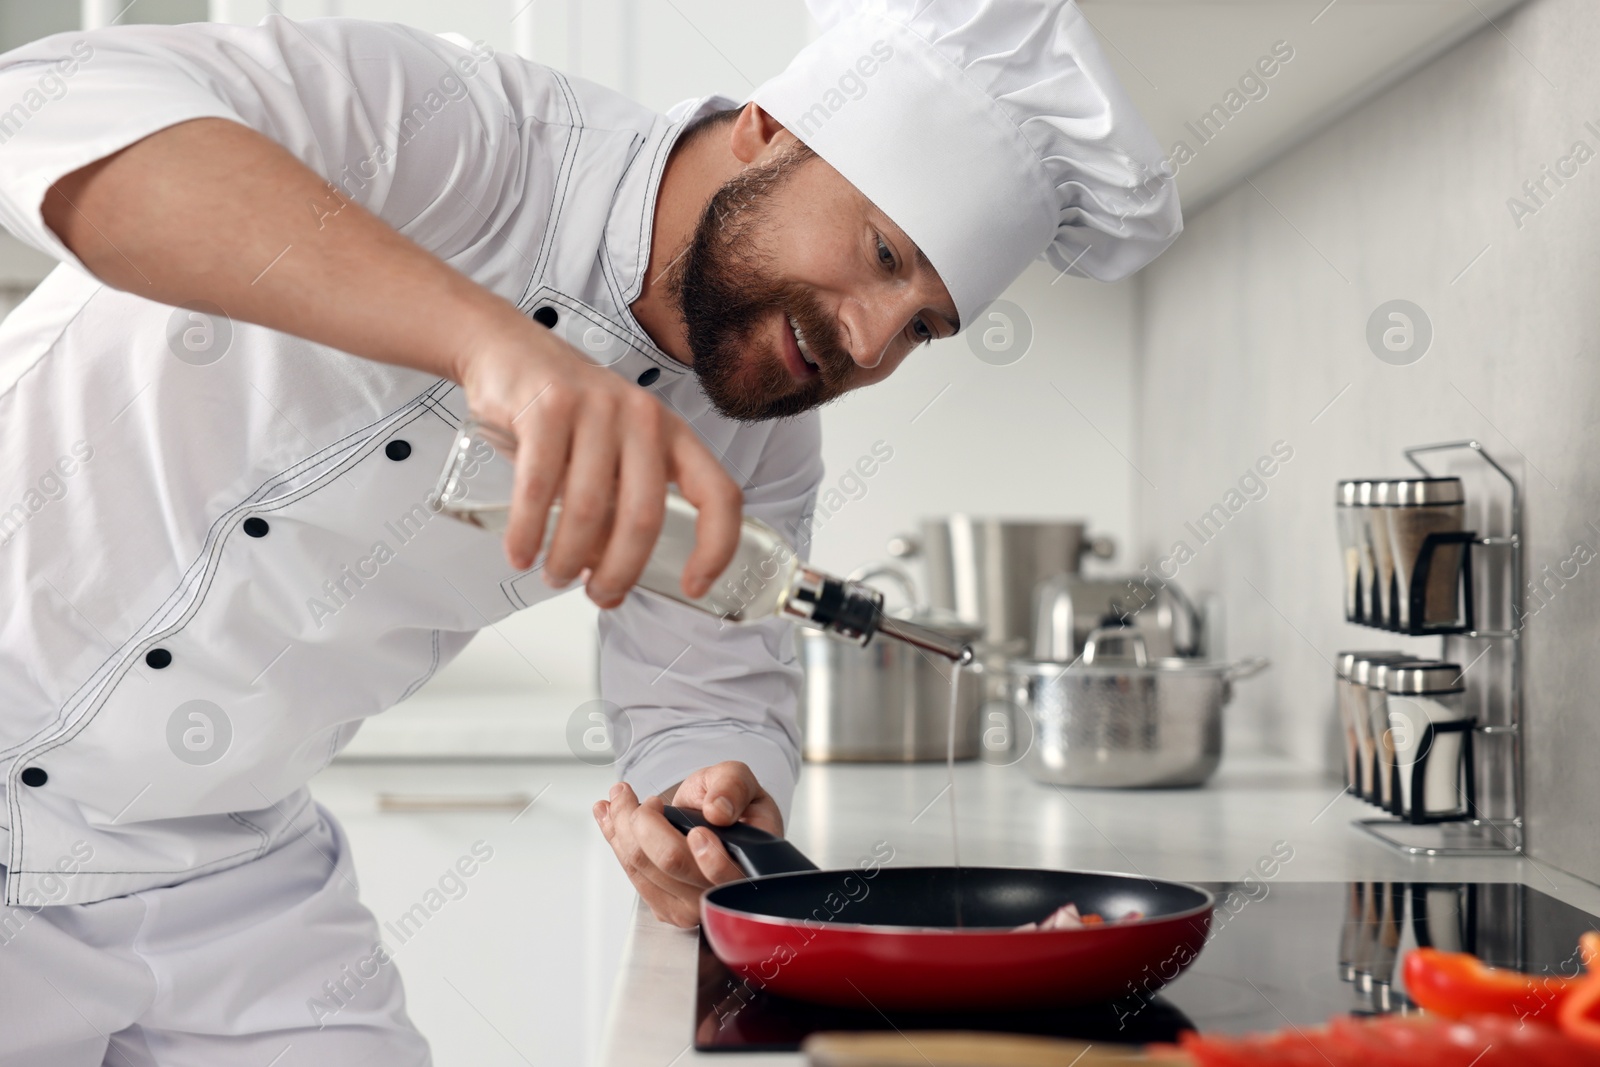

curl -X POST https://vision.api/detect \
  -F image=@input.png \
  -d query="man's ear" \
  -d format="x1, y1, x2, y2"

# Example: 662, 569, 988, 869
728, 103, 797, 164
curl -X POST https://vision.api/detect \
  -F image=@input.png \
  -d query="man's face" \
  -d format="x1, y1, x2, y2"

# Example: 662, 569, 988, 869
669, 141, 959, 423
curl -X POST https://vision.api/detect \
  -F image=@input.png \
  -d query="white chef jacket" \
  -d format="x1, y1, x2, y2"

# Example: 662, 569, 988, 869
0, 17, 822, 908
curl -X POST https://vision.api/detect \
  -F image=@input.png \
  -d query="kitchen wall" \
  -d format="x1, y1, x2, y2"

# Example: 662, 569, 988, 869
1133, 0, 1600, 877
207, 0, 814, 115
809, 266, 1137, 588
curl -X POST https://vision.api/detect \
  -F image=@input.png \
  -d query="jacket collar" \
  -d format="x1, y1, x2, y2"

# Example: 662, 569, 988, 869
603, 94, 738, 374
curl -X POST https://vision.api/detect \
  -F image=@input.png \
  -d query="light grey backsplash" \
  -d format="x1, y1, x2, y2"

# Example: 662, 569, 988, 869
1133, 0, 1600, 878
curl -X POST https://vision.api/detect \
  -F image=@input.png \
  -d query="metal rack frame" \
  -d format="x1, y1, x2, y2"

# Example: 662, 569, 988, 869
1354, 440, 1524, 857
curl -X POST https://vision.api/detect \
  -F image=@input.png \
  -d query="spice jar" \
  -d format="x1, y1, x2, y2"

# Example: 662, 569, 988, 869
1387, 478, 1467, 631
1336, 651, 1402, 792
1368, 658, 1442, 810
1349, 653, 1420, 801
1354, 481, 1381, 626
1384, 662, 1468, 817
1365, 481, 1399, 629
1336, 482, 1366, 621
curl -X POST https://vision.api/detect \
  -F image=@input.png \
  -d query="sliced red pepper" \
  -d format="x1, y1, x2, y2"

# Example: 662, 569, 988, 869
1559, 933, 1600, 1049
1177, 1015, 1600, 1067
1403, 946, 1578, 1023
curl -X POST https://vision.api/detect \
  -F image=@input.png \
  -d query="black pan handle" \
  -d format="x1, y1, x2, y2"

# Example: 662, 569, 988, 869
662, 805, 820, 877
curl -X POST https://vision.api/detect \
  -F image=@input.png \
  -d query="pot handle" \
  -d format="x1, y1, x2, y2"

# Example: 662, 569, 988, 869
886, 533, 921, 560
1082, 534, 1117, 561
1082, 625, 1149, 667
662, 805, 821, 877
846, 560, 922, 612
1224, 656, 1271, 682
1031, 574, 1076, 662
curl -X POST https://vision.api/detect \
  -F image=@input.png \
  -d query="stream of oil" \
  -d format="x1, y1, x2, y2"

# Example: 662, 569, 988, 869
946, 660, 964, 927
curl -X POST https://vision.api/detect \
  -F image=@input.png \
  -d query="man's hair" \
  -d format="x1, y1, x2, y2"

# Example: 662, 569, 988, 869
678, 105, 742, 147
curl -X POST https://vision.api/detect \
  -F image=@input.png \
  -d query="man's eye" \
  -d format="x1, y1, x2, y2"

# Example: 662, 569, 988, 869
911, 318, 933, 342
875, 236, 895, 269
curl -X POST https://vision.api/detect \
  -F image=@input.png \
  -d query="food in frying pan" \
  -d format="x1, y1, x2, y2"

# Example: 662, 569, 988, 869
1012, 902, 1146, 932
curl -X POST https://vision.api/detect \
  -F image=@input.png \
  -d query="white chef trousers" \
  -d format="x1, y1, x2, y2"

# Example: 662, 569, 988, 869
0, 804, 430, 1067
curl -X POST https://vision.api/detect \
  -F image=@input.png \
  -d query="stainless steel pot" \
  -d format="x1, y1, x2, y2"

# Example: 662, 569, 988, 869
888, 517, 1115, 651
1009, 628, 1268, 788
799, 563, 987, 762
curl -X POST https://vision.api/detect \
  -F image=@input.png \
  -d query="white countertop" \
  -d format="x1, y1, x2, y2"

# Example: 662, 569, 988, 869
596, 752, 1600, 1067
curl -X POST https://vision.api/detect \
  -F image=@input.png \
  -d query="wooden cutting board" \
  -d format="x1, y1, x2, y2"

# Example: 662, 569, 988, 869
803, 1031, 1189, 1067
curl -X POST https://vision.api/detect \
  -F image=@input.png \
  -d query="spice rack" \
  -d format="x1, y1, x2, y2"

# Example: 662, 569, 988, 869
1348, 441, 1524, 857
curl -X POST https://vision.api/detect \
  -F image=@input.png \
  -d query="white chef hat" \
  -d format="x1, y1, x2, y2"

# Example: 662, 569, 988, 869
751, 0, 1182, 327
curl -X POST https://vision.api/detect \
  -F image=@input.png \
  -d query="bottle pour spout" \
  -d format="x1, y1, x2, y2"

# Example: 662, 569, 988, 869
874, 614, 976, 665
779, 565, 974, 664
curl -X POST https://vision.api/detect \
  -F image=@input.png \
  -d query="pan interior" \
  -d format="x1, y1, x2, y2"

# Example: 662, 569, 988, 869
705, 867, 1209, 930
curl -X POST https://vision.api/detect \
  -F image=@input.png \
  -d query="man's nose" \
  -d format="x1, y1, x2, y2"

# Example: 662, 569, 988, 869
838, 300, 901, 370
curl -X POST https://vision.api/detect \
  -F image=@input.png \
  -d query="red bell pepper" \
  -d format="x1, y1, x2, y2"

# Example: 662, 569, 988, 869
1173, 1014, 1600, 1067
1559, 932, 1600, 1049
1403, 946, 1578, 1023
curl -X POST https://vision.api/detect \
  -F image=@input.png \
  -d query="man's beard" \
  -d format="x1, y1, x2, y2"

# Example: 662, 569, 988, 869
667, 147, 855, 423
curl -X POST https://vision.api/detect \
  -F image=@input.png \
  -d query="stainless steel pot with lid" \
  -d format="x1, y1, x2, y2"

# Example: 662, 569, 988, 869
1009, 627, 1268, 788
887, 517, 1116, 652
798, 562, 987, 762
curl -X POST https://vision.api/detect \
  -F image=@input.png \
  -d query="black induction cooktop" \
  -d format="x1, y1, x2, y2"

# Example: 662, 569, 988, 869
692, 880, 1600, 1053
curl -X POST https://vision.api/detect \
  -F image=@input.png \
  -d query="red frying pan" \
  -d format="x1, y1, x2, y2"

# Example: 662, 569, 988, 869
664, 806, 1214, 1012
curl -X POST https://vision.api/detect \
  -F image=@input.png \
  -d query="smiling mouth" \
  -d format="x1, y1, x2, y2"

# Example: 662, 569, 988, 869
787, 314, 819, 375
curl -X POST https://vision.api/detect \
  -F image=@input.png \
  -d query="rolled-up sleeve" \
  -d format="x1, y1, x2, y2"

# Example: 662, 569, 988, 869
0, 16, 521, 272
603, 413, 825, 821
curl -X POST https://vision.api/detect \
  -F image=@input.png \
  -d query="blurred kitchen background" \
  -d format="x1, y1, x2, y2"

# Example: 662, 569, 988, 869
8, 0, 1600, 1061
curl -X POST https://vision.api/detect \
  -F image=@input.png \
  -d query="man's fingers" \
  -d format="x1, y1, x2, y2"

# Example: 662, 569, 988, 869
503, 392, 573, 572
632, 796, 717, 888
597, 802, 699, 927
586, 395, 669, 607
666, 425, 742, 600
593, 776, 784, 929
544, 398, 621, 586
638, 883, 701, 929
686, 826, 747, 885
604, 787, 710, 903
606, 781, 639, 820
698, 763, 756, 825
674, 761, 782, 834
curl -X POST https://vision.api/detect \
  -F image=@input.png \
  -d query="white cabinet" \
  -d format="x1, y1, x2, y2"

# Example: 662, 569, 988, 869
313, 760, 640, 1065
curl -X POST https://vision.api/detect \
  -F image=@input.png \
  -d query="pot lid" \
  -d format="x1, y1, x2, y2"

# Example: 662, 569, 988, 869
1007, 653, 1235, 678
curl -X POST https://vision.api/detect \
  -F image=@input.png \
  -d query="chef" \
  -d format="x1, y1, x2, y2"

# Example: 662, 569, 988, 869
0, 0, 1178, 1060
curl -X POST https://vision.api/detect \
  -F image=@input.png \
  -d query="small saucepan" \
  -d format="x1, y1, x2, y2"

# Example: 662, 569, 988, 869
664, 806, 1213, 1012
1011, 627, 1269, 789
